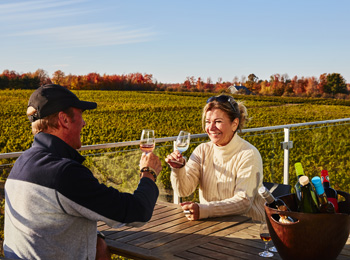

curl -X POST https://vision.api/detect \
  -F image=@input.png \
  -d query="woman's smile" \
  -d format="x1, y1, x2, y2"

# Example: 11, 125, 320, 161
205, 108, 238, 146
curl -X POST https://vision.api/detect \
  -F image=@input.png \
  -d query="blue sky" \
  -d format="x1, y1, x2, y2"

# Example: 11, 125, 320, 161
1, 0, 349, 84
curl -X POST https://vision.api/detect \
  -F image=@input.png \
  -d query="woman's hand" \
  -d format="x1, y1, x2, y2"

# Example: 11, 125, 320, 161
181, 201, 199, 221
165, 150, 185, 168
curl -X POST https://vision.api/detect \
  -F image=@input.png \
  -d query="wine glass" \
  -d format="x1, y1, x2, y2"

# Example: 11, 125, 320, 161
175, 131, 190, 154
269, 245, 277, 253
259, 223, 274, 257
140, 129, 155, 154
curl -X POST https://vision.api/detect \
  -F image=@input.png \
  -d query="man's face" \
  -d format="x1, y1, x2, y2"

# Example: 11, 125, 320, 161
66, 108, 85, 149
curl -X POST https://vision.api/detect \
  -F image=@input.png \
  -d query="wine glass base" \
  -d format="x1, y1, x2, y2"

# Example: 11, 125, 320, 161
259, 250, 274, 257
269, 246, 277, 252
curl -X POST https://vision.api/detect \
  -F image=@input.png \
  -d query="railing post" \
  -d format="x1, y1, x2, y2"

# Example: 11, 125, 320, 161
173, 141, 181, 204
173, 192, 180, 204
281, 128, 293, 185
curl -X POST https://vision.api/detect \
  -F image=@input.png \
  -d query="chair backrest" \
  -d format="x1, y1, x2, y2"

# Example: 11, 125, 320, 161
263, 182, 292, 198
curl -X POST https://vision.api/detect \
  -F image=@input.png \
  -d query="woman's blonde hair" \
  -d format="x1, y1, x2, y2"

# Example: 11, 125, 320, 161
201, 95, 250, 132
27, 107, 75, 135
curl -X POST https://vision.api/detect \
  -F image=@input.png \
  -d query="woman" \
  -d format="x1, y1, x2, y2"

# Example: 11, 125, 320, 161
165, 94, 265, 222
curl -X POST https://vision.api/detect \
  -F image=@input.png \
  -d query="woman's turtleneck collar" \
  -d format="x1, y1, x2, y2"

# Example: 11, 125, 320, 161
213, 133, 241, 163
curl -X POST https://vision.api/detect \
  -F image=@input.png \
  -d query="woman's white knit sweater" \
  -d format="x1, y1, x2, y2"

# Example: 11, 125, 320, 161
171, 133, 265, 222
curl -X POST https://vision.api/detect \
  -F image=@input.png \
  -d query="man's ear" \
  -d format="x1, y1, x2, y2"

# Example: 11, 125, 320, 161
58, 111, 69, 127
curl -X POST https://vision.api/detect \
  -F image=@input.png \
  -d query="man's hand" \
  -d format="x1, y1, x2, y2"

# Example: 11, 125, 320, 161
96, 236, 111, 260
140, 152, 162, 174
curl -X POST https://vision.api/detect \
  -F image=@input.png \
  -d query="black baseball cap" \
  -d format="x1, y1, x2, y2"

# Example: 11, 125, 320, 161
27, 84, 97, 122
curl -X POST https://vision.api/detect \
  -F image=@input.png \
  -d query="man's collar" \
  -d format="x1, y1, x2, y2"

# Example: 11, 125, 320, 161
33, 132, 85, 163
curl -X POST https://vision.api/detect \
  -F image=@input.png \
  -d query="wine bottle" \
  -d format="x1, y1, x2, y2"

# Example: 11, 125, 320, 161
258, 186, 294, 223
299, 176, 320, 213
311, 176, 336, 213
294, 162, 304, 201
321, 170, 339, 213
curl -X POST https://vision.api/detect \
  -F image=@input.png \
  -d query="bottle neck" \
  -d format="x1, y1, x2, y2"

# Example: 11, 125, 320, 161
323, 181, 331, 188
318, 192, 328, 204
259, 187, 276, 205
264, 194, 275, 205
300, 184, 310, 191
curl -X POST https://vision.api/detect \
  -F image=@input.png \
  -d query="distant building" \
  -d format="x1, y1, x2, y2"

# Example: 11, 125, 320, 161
228, 85, 252, 95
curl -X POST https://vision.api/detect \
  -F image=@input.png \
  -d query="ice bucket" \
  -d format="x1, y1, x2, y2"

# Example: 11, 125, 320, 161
264, 190, 350, 260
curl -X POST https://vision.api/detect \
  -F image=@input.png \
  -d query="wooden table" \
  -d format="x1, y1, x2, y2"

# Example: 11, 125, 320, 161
98, 201, 350, 260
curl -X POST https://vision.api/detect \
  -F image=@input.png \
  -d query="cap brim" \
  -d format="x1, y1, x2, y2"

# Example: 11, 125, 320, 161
75, 101, 97, 110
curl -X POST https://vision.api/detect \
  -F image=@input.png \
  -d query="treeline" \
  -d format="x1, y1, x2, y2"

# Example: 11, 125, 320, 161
247, 73, 349, 98
0, 69, 349, 98
170, 73, 349, 98
0, 69, 158, 91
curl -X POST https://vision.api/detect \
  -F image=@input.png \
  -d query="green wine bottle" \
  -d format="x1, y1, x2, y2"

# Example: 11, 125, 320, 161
294, 162, 304, 201
299, 176, 320, 213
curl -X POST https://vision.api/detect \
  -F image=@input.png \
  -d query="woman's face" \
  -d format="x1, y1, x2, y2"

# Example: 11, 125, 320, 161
205, 108, 239, 146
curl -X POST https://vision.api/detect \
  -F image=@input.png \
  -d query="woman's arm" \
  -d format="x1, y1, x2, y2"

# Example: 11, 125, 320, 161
170, 145, 203, 197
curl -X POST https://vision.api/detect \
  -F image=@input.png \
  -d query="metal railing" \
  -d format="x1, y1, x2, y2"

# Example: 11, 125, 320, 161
1, 118, 350, 186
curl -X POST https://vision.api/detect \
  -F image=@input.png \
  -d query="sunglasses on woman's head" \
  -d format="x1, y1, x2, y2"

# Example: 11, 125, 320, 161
206, 95, 237, 113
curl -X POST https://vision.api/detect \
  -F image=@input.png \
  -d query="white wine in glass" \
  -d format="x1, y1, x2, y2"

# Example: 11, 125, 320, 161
259, 223, 274, 258
140, 129, 155, 154
175, 131, 190, 154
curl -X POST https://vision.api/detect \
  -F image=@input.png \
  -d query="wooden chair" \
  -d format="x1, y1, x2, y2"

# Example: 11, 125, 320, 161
263, 182, 292, 198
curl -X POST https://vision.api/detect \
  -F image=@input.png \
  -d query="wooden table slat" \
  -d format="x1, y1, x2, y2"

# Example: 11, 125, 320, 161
187, 245, 244, 260
139, 218, 232, 249
151, 218, 252, 257
174, 250, 215, 260
105, 210, 185, 240
113, 213, 190, 243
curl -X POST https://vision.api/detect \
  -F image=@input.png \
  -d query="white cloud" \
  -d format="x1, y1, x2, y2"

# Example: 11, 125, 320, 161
1, 0, 156, 48
0, 0, 86, 14
10, 23, 156, 47
0, 0, 90, 22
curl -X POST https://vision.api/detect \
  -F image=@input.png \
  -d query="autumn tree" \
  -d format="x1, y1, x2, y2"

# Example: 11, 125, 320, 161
318, 73, 328, 94
184, 76, 195, 91
259, 80, 271, 95
52, 70, 65, 85
305, 76, 319, 96
33, 69, 50, 85
246, 73, 258, 92
196, 77, 204, 92
215, 78, 229, 93
270, 74, 285, 96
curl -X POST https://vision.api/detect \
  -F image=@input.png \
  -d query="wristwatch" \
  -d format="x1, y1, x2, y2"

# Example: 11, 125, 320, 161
140, 167, 157, 182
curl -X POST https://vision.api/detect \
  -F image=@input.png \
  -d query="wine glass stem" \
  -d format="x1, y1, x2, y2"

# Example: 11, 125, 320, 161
265, 242, 268, 252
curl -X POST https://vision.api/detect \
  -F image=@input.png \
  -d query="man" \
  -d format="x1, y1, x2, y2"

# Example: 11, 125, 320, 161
4, 84, 162, 259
